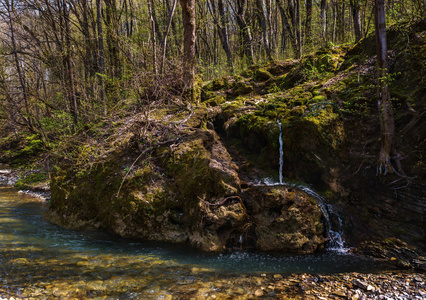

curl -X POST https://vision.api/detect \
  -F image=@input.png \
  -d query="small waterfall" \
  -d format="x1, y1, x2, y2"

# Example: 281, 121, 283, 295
296, 185, 348, 252
326, 205, 346, 251
252, 120, 349, 252
260, 178, 348, 252
277, 119, 283, 185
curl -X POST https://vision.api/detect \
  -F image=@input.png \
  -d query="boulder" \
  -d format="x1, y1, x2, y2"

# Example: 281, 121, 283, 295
242, 185, 325, 253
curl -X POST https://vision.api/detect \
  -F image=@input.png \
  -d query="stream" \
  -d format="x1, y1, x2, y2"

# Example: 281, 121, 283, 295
0, 186, 396, 299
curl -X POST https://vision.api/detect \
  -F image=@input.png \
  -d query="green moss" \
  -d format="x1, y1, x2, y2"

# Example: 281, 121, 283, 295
201, 90, 216, 101
233, 81, 254, 96
311, 95, 327, 102
204, 95, 226, 107
211, 77, 229, 90
15, 171, 47, 189
253, 68, 273, 82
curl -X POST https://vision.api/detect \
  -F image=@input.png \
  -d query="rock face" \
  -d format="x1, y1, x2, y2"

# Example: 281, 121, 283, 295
49, 127, 326, 253
48, 21, 425, 257
243, 186, 324, 253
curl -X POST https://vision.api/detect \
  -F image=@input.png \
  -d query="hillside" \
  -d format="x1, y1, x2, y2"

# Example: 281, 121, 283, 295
1, 20, 425, 268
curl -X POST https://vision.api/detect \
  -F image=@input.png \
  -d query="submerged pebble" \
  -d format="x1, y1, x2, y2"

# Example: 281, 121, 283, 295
0, 271, 425, 299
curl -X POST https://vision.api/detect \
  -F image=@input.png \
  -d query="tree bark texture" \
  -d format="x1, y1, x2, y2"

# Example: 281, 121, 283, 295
160, 0, 177, 74
350, 0, 362, 42
236, 0, 254, 65
179, 0, 196, 90
256, 0, 272, 60
320, 0, 327, 42
375, 0, 396, 175
305, 0, 312, 46
96, 0, 106, 114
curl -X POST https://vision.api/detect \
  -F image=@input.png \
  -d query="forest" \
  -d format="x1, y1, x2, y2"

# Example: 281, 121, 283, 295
0, 0, 424, 136
0, 0, 425, 266
0, 0, 425, 297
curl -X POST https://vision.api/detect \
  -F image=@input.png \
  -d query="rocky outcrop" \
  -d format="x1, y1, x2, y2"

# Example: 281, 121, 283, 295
242, 185, 324, 253
49, 126, 326, 253
47, 20, 425, 258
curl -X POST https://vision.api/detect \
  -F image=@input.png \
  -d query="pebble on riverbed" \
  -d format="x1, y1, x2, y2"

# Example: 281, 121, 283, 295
1, 272, 424, 299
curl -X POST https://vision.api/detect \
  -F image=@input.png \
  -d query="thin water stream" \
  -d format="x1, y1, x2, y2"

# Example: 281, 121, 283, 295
0, 186, 393, 298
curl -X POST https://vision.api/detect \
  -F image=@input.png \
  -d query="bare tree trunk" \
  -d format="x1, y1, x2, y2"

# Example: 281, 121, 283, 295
277, 0, 297, 56
104, 0, 120, 78
350, 0, 362, 42
96, 0, 106, 115
375, 0, 397, 175
160, 0, 177, 74
147, 0, 158, 74
296, 0, 302, 58
5, 0, 33, 130
217, 0, 233, 71
332, 1, 337, 44
305, 0, 312, 47
235, 0, 254, 65
179, 0, 196, 92
320, 0, 327, 43
63, 0, 78, 124
339, 1, 345, 43
207, 0, 233, 72
165, 0, 180, 56
256, 0, 272, 60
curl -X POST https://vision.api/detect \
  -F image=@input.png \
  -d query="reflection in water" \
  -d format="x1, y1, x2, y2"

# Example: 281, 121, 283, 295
0, 187, 387, 298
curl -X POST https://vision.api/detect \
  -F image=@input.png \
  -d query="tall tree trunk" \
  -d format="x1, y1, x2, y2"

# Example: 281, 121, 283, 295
104, 0, 120, 78
305, 0, 312, 46
277, 0, 297, 56
320, 0, 327, 43
5, 0, 33, 130
350, 0, 362, 42
63, 0, 78, 124
160, 0, 177, 74
207, 0, 233, 72
217, 0, 233, 71
339, 1, 346, 43
96, 0, 106, 115
375, 0, 397, 175
179, 0, 196, 92
147, 0, 158, 74
235, 0, 254, 65
296, 0, 302, 58
287, 0, 301, 58
165, 0, 180, 56
256, 0, 272, 60
332, 1, 337, 44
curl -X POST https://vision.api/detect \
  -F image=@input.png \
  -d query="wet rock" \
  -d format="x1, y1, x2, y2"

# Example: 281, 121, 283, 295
242, 185, 325, 253
254, 289, 264, 297
412, 256, 426, 272
332, 290, 346, 297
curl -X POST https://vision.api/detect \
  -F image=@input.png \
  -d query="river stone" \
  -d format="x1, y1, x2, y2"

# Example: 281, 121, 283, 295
242, 186, 325, 253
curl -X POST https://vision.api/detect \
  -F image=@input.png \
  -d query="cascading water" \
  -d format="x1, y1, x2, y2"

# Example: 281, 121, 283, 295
295, 184, 348, 252
273, 119, 348, 252
277, 119, 284, 185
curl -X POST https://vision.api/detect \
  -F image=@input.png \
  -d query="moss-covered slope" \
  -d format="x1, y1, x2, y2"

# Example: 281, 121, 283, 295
8, 20, 423, 259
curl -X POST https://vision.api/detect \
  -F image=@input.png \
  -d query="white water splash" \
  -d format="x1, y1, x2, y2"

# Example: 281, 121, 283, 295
259, 178, 350, 253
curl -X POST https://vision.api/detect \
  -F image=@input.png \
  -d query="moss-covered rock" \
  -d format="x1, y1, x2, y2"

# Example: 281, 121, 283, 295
242, 185, 324, 253
253, 68, 273, 82
233, 81, 254, 96
203, 95, 226, 107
